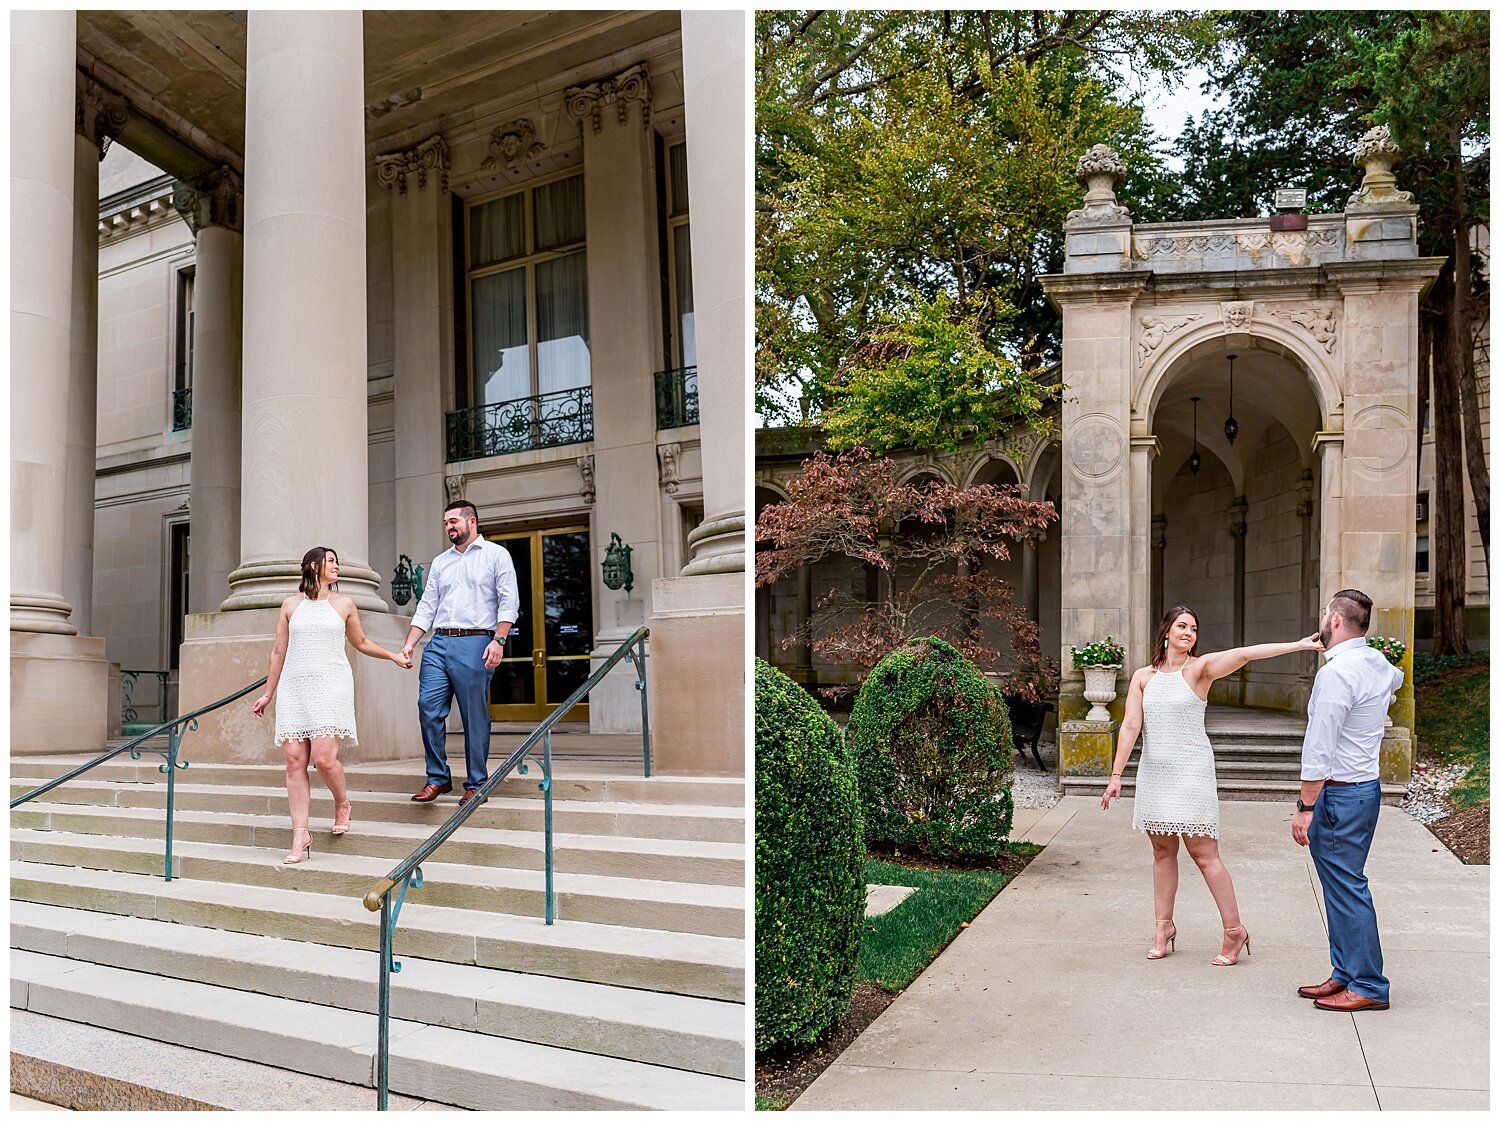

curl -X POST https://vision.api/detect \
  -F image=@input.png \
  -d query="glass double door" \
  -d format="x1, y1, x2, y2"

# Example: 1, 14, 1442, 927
488, 526, 593, 722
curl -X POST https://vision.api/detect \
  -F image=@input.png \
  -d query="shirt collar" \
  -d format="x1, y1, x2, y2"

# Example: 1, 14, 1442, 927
446, 533, 487, 557
1323, 636, 1367, 662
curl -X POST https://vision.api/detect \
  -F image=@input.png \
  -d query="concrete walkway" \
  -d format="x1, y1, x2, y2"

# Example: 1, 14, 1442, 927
796, 797, 1488, 1110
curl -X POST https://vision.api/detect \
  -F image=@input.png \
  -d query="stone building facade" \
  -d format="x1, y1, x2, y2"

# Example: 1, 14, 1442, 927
11, 11, 746, 774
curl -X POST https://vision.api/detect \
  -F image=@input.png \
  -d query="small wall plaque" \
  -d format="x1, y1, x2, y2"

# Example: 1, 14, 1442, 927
1274, 188, 1307, 211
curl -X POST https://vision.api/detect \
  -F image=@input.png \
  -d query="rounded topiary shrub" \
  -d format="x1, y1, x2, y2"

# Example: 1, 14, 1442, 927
754, 658, 865, 1052
850, 636, 1015, 858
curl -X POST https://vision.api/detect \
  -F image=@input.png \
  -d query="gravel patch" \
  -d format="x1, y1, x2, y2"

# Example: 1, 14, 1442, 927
1012, 740, 1062, 810
1400, 760, 1471, 825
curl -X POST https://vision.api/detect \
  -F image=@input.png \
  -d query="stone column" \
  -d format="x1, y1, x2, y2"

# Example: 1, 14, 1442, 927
175, 168, 244, 617
1295, 469, 1316, 705
643, 13, 748, 773
1150, 514, 1167, 624
1315, 434, 1344, 612
178, 11, 415, 763
67, 77, 127, 637
377, 135, 450, 610
11, 11, 109, 753
569, 61, 662, 735
1228, 494, 1248, 703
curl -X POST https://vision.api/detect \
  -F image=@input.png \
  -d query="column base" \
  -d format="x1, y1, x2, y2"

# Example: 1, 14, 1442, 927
680, 511, 745, 577
1058, 719, 1117, 779
1380, 724, 1413, 787
645, 571, 745, 776
221, 560, 386, 613
178, 609, 417, 764
11, 632, 108, 754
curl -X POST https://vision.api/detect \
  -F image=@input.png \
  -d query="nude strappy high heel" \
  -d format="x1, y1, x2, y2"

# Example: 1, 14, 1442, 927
1212, 925, 1251, 966
331, 800, 353, 836
283, 828, 313, 865
1147, 918, 1177, 959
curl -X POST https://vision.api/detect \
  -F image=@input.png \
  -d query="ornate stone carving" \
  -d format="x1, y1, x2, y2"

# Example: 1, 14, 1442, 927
172, 167, 243, 234
565, 63, 651, 134
657, 443, 682, 495
1135, 229, 1341, 259
1269, 306, 1338, 353
1068, 415, 1126, 482
1347, 124, 1415, 211
1295, 469, 1315, 519
1220, 301, 1254, 330
1150, 514, 1168, 552
577, 455, 596, 505
375, 135, 449, 196
1066, 143, 1130, 225
1137, 313, 1203, 367
480, 119, 548, 173
1228, 495, 1248, 539
444, 474, 466, 504
76, 74, 129, 160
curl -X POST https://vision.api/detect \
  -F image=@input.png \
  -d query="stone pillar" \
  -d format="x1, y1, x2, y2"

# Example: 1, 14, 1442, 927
175, 169, 244, 617
178, 11, 415, 763
1150, 514, 1167, 625
643, 12, 748, 773
1315, 434, 1344, 612
1295, 469, 1317, 705
11, 11, 109, 754
377, 135, 450, 608
1228, 494, 1248, 703
568, 61, 662, 735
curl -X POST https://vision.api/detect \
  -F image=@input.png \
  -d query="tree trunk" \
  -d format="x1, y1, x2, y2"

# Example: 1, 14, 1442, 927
1428, 264, 1469, 655
1448, 142, 1490, 569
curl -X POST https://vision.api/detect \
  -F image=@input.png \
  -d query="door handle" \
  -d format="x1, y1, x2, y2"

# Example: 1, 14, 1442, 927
531, 648, 546, 669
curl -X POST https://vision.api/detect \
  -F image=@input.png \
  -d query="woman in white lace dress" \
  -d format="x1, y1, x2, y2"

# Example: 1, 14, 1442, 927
252, 547, 412, 863
1100, 606, 1322, 963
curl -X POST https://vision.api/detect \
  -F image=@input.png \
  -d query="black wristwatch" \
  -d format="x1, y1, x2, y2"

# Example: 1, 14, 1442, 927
1296, 798, 1316, 813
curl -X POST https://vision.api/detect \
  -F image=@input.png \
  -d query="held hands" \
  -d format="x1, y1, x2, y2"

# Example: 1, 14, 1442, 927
251, 695, 270, 718
1296, 633, 1326, 654
390, 648, 414, 669
1100, 777, 1122, 810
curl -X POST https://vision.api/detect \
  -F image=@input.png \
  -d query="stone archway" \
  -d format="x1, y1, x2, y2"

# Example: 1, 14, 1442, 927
1040, 129, 1445, 787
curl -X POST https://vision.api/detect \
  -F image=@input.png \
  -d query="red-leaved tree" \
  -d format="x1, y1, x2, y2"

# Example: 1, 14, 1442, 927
756, 448, 1060, 701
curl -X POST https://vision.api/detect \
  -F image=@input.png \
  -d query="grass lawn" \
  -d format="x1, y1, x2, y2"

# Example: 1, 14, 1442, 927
860, 845, 1041, 992
1414, 651, 1489, 807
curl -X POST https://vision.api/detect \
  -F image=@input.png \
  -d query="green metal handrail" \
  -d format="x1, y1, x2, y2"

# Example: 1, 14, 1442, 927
362, 627, 650, 1110
11, 676, 267, 882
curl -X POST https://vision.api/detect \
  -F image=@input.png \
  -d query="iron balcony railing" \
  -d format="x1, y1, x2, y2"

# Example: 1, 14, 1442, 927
172, 386, 193, 430
445, 384, 593, 462
362, 627, 650, 1110
11, 676, 267, 882
120, 668, 171, 736
654, 364, 698, 429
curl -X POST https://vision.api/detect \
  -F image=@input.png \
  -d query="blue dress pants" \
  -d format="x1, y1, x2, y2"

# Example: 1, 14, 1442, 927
418, 633, 496, 791
1308, 779, 1389, 1002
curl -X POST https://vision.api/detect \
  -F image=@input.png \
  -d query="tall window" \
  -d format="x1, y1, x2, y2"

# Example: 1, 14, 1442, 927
175, 267, 195, 392
665, 141, 694, 368
466, 174, 590, 406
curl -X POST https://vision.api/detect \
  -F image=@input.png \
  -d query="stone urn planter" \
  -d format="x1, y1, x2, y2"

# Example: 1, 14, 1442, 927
1082, 664, 1122, 723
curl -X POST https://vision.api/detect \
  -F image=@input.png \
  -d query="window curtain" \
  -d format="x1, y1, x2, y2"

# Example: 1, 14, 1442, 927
673, 223, 695, 368
472, 268, 529, 405
537, 251, 590, 394
470, 194, 524, 267
534, 175, 585, 251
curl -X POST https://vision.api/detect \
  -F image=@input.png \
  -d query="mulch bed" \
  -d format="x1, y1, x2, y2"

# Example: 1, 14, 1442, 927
755, 983, 896, 1109
1429, 801, 1489, 865
869, 844, 1039, 877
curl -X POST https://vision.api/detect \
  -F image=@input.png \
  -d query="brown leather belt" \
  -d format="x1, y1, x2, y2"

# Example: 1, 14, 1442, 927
1324, 779, 1366, 786
434, 628, 494, 637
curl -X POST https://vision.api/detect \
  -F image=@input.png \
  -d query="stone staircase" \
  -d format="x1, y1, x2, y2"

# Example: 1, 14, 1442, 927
1061, 706, 1406, 805
10, 749, 746, 1110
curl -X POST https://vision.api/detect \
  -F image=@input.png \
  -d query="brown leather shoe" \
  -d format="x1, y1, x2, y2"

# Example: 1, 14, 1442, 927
1298, 978, 1348, 1000
410, 782, 453, 803
1314, 989, 1390, 1012
459, 788, 481, 806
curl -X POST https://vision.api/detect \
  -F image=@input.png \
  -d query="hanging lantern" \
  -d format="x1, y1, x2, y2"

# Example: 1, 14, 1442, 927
601, 532, 634, 594
1223, 354, 1239, 445
391, 553, 425, 606
1190, 396, 1202, 477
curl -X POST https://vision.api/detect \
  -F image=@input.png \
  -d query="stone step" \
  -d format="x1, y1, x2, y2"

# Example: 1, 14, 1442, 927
11, 758, 744, 808
11, 1009, 456, 1111
12, 901, 743, 1078
11, 779, 744, 843
11, 861, 743, 1001
1061, 775, 1407, 805
12, 830, 744, 939
11, 950, 743, 1110
9, 802, 743, 886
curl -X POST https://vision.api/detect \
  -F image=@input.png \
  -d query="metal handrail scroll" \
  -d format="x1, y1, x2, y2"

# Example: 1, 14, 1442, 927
11, 676, 268, 881
363, 627, 650, 1109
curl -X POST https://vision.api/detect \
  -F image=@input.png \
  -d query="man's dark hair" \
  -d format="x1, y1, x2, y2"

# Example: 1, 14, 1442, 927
444, 499, 479, 522
1330, 588, 1372, 633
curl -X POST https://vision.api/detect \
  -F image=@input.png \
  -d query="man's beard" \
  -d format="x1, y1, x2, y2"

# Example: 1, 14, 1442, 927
1318, 620, 1333, 649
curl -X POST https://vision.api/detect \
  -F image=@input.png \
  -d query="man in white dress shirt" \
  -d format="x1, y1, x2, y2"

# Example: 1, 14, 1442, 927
401, 500, 521, 805
1292, 588, 1402, 1012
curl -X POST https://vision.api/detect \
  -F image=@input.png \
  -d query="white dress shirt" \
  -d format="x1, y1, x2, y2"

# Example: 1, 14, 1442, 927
1300, 637, 1404, 783
410, 535, 520, 635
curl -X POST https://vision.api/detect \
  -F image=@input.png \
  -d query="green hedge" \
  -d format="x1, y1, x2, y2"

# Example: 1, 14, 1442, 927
754, 658, 865, 1051
849, 636, 1014, 857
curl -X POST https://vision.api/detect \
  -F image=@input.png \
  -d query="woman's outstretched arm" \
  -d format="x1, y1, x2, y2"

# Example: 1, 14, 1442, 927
1194, 635, 1324, 685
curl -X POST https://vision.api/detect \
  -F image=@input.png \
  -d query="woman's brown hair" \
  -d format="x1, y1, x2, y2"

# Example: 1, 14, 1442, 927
299, 546, 337, 600
1151, 604, 1200, 669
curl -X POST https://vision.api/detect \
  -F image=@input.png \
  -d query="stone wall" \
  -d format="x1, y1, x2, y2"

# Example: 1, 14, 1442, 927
1160, 455, 1235, 661
1242, 424, 1315, 708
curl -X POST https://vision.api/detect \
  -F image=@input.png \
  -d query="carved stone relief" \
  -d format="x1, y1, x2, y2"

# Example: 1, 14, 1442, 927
1137, 314, 1203, 367
657, 443, 682, 495
1269, 306, 1338, 353
565, 63, 651, 134
577, 455, 596, 505
1220, 301, 1254, 330
481, 119, 547, 173
375, 135, 450, 196
76, 74, 129, 160
444, 474, 466, 504
172, 167, 243, 234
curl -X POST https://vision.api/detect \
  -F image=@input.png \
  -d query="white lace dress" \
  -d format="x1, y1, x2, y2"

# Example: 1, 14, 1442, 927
274, 596, 358, 746
1132, 668, 1218, 838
